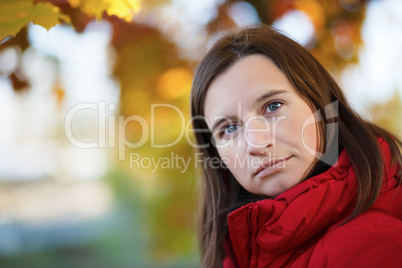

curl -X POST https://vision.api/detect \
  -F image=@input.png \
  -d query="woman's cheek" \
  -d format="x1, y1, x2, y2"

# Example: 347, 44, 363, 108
285, 110, 318, 153
218, 147, 233, 169
304, 123, 318, 153
297, 112, 319, 154
218, 146, 243, 175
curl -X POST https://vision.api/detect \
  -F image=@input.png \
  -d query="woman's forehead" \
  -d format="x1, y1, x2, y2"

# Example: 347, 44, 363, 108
203, 55, 294, 119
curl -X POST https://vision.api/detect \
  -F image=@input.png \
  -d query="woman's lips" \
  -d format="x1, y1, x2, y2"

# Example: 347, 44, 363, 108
254, 156, 291, 178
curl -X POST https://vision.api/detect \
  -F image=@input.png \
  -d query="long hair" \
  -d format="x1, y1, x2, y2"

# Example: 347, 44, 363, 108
190, 25, 402, 268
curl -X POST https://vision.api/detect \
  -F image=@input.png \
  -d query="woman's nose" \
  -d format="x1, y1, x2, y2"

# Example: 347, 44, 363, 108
245, 118, 273, 155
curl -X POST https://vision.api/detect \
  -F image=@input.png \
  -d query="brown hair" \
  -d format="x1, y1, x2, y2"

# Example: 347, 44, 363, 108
190, 24, 401, 268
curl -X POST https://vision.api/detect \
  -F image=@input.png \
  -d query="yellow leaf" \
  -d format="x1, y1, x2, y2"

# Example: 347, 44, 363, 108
70, 0, 104, 20
106, 0, 141, 21
0, 0, 70, 42
66, 0, 141, 21
68, 0, 81, 8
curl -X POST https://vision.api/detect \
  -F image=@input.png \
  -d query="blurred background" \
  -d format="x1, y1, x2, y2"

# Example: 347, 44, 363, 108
0, 0, 401, 267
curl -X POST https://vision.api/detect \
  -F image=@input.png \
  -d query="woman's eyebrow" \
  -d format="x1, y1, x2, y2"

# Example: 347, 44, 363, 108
251, 89, 288, 110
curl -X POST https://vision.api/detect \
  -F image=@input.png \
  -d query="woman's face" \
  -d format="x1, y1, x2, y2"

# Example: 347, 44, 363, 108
204, 54, 318, 197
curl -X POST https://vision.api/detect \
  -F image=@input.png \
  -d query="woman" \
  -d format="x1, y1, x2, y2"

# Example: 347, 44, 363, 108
191, 25, 402, 268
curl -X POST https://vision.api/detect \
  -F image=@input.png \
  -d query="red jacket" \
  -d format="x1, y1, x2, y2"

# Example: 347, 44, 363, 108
224, 139, 402, 268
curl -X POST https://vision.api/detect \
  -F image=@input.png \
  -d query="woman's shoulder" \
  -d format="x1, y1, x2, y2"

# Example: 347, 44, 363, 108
310, 210, 402, 267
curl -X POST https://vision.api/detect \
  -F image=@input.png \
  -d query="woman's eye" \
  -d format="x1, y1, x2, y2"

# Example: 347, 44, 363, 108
265, 102, 282, 113
222, 124, 238, 136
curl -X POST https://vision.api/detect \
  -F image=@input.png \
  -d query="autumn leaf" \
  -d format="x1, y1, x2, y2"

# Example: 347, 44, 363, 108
66, 0, 142, 22
0, 0, 71, 42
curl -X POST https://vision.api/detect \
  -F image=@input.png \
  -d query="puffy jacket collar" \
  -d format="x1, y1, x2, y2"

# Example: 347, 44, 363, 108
227, 139, 400, 268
